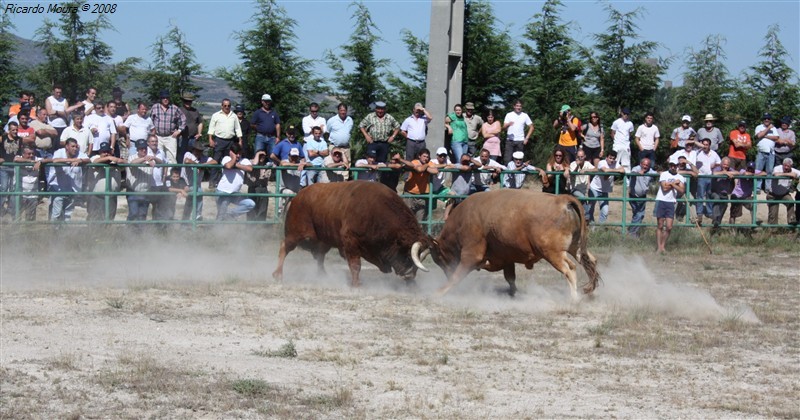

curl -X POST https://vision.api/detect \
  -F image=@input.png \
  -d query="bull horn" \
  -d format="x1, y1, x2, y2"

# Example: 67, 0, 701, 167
411, 242, 429, 272
420, 249, 430, 261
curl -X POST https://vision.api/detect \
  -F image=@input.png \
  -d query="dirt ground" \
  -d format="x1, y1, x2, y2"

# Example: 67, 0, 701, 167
1, 228, 798, 419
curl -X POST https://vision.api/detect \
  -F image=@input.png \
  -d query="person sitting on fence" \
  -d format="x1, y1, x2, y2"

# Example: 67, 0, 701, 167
87, 142, 125, 221
216, 142, 255, 221
12, 145, 42, 221
709, 157, 739, 232
767, 157, 799, 226
320, 147, 349, 183
504, 151, 546, 189
543, 148, 571, 194
587, 150, 626, 224
729, 162, 762, 226
569, 149, 594, 219
470, 148, 503, 194
45, 137, 89, 222
627, 157, 657, 238
245, 150, 272, 221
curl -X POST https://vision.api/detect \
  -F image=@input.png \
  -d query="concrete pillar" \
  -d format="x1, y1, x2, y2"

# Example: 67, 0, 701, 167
425, 0, 464, 155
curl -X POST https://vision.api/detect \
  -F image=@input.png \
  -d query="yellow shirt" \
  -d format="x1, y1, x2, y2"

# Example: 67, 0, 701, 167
208, 110, 242, 139
558, 117, 581, 147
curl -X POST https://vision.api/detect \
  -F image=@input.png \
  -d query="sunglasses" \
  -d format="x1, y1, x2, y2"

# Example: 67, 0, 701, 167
555, 154, 563, 157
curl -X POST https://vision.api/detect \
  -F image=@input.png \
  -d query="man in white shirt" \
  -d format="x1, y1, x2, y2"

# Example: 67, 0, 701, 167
694, 138, 721, 225
502, 100, 534, 164
634, 112, 659, 165
569, 149, 595, 218
754, 112, 779, 193
610, 108, 634, 171
84, 100, 117, 155
124, 103, 156, 156
217, 142, 255, 220
471, 149, 503, 193
208, 99, 242, 188
400, 103, 433, 161
588, 150, 626, 224
326, 103, 353, 165
301, 102, 326, 142
60, 112, 93, 155
45, 138, 89, 221
655, 161, 685, 253
767, 157, 799, 225
504, 150, 545, 189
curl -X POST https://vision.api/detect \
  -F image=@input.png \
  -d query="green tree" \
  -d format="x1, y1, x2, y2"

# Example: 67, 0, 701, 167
325, 1, 390, 155
743, 24, 800, 119
218, 0, 321, 126
677, 35, 731, 123
585, 4, 666, 122
385, 29, 427, 119
0, 1, 19, 107
463, 0, 521, 110
140, 25, 203, 104
28, 1, 138, 103
519, 0, 586, 161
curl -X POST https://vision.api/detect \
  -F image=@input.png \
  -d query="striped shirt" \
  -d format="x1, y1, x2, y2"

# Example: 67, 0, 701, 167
150, 103, 186, 136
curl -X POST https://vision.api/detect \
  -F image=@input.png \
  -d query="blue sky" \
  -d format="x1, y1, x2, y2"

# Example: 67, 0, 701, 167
5, 0, 799, 87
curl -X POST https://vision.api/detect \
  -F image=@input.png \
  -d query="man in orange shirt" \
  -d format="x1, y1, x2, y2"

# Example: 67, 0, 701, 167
395, 148, 439, 222
728, 120, 751, 171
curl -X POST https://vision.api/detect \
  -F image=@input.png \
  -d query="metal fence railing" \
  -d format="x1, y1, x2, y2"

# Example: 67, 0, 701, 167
0, 162, 797, 234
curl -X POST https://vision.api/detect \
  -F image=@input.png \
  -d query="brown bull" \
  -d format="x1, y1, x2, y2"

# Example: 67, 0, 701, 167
420, 189, 601, 300
272, 181, 431, 286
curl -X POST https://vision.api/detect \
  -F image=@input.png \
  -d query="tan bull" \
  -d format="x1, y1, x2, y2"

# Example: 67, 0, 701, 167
420, 189, 601, 300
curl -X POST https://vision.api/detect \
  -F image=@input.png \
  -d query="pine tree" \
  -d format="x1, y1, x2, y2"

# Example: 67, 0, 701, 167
0, 2, 19, 107
140, 25, 203, 104
677, 35, 731, 123
744, 24, 800, 119
385, 29, 428, 118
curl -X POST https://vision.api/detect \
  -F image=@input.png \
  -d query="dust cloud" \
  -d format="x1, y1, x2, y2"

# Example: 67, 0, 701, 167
0, 227, 759, 323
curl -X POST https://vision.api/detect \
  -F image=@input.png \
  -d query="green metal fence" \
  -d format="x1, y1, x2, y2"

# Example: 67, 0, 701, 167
0, 162, 797, 234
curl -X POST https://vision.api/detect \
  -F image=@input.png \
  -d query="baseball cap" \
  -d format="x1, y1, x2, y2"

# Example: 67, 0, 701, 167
261, 93, 272, 101
621, 107, 631, 115
512, 151, 524, 160
436, 147, 448, 156
366, 149, 378, 157
762, 113, 773, 120
780, 116, 791, 125
560, 104, 571, 113
681, 115, 692, 122
738, 120, 747, 127
289, 148, 300, 157
98, 142, 112, 153
465, 102, 475, 110
135, 139, 147, 149
234, 104, 245, 113
746, 162, 755, 171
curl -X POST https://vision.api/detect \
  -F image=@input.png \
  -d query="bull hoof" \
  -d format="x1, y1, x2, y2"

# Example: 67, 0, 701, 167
272, 271, 282, 281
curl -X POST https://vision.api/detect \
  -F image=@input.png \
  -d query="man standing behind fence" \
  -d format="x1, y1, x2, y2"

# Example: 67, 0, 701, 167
627, 157, 657, 238
150, 90, 186, 165
655, 162, 685, 253
208, 99, 242, 188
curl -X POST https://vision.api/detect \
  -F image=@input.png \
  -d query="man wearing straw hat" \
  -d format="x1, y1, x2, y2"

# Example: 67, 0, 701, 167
697, 114, 724, 152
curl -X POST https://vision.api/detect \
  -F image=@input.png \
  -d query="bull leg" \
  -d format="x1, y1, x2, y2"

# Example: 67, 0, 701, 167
436, 263, 473, 296
312, 245, 331, 276
560, 254, 579, 302
346, 255, 362, 288
503, 264, 517, 297
272, 239, 297, 281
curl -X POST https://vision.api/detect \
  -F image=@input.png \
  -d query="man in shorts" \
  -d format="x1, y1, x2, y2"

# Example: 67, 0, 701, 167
655, 161, 685, 253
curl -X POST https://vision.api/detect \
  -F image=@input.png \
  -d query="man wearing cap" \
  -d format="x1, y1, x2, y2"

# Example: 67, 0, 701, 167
553, 104, 581, 162
697, 114, 724, 152
150, 90, 187, 165
84, 100, 118, 155
728, 121, 751, 171
216, 142, 255, 221
755, 113, 779, 193
354, 149, 385, 182
395, 149, 439, 222
463, 102, 483, 156
251, 94, 281, 157
208, 98, 243, 188
505, 150, 546, 189
179, 93, 203, 166
775, 117, 795, 167
271, 126, 301, 165
44, 137, 89, 222
429, 147, 452, 202
234, 104, 252, 157
359, 101, 400, 163
655, 161, 685, 253
695, 138, 721, 225
278, 147, 306, 209
634, 112, 660, 166
111, 87, 129, 119
670, 115, 696, 151
321, 147, 349, 183
87, 142, 125, 221
610, 108, 634, 171
502, 99, 534, 164
124, 103, 156, 156
181, 139, 218, 221
301, 102, 326, 142
400, 102, 433, 161
126, 139, 156, 222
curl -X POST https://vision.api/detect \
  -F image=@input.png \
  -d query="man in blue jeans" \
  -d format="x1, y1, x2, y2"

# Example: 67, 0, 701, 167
251, 93, 281, 157
216, 142, 255, 220
627, 157, 657, 237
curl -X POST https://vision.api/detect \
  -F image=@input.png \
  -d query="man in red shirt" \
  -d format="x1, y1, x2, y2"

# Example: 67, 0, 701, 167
16, 110, 36, 148
728, 120, 751, 171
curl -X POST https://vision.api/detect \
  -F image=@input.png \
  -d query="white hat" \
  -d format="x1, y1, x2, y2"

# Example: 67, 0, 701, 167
261, 94, 272, 101
512, 151, 524, 160
436, 147, 448, 156
289, 148, 300, 156
681, 115, 692, 122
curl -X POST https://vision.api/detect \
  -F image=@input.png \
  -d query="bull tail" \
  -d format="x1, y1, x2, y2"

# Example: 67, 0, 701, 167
567, 198, 601, 294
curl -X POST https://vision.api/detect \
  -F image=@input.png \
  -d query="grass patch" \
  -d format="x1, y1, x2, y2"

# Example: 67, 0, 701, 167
232, 379, 274, 397
253, 340, 297, 358
105, 295, 126, 310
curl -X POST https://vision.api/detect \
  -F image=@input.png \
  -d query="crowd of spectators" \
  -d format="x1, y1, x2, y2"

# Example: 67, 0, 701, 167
0, 88, 798, 238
